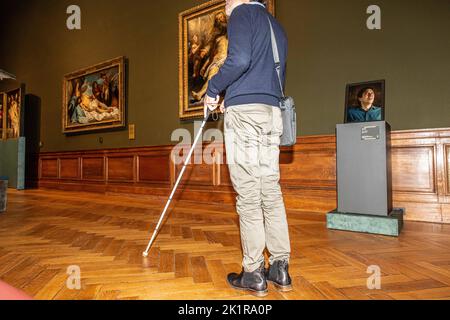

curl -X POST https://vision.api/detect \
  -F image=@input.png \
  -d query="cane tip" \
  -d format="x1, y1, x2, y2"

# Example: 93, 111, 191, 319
142, 252, 149, 258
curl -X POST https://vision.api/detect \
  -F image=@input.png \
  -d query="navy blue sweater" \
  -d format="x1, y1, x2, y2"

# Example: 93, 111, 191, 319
206, 2, 288, 108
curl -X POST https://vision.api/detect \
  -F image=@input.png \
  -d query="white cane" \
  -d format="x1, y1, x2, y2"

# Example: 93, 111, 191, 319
142, 109, 214, 257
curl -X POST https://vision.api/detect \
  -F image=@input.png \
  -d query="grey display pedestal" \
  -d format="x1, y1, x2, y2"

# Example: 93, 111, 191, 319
327, 121, 403, 237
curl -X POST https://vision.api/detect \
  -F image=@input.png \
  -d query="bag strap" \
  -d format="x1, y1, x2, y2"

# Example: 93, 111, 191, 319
267, 17, 286, 99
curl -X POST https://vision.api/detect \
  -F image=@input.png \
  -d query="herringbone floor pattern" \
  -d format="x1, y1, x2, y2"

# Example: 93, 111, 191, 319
0, 189, 450, 300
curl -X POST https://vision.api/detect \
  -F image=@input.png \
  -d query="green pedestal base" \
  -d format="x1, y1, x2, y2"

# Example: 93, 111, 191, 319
327, 209, 404, 237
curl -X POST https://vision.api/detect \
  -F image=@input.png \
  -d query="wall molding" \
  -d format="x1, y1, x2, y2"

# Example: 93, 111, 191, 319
38, 128, 450, 224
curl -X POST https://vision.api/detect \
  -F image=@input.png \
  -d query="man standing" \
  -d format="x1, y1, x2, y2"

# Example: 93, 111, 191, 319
205, 0, 292, 297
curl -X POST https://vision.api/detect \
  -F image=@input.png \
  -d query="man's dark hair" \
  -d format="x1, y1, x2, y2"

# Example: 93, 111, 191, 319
357, 87, 375, 99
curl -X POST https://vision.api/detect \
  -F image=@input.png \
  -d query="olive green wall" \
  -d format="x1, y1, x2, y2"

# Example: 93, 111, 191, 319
1, 0, 449, 152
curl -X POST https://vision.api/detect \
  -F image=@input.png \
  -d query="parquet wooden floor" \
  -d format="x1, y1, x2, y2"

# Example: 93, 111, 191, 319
0, 189, 450, 300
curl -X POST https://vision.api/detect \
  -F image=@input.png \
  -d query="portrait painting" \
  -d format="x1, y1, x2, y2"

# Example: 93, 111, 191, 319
5, 87, 24, 139
345, 80, 385, 124
179, 0, 275, 120
62, 56, 125, 134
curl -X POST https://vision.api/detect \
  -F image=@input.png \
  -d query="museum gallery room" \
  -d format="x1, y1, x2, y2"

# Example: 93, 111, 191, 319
0, 0, 450, 301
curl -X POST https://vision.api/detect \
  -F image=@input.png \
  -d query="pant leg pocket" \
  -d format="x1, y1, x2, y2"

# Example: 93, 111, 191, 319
272, 107, 284, 137
224, 108, 232, 131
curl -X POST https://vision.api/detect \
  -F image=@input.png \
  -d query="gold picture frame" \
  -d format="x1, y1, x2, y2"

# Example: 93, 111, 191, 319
178, 0, 276, 120
62, 56, 126, 134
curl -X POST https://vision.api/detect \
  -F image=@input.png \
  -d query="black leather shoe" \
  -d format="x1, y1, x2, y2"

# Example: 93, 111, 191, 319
266, 260, 293, 292
227, 263, 268, 297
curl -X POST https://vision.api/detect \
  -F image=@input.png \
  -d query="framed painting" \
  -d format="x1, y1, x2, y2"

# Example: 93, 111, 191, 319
179, 0, 276, 120
5, 86, 25, 140
62, 56, 126, 134
345, 80, 385, 124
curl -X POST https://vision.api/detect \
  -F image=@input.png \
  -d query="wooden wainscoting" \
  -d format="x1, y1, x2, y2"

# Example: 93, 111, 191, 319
38, 128, 450, 224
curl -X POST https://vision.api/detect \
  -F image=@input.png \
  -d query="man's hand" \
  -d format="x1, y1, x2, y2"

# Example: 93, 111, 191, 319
204, 94, 220, 118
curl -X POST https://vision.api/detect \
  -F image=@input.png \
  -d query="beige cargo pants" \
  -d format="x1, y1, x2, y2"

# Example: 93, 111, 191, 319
224, 104, 291, 272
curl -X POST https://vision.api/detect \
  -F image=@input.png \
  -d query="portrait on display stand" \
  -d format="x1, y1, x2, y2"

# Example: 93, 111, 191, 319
345, 80, 385, 124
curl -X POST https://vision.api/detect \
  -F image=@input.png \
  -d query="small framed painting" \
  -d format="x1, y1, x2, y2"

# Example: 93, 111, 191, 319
5, 86, 25, 139
62, 56, 126, 134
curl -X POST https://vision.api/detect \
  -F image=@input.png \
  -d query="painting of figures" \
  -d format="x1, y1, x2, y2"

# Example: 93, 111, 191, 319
62, 57, 125, 134
5, 88, 23, 139
0, 93, 4, 139
179, 0, 275, 120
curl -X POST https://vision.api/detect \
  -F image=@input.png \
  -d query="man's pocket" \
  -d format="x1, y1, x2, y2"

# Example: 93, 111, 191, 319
272, 107, 284, 137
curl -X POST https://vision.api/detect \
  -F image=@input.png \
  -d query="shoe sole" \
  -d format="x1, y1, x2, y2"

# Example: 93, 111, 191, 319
268, 280, 293, 292
227, 283, 269, 297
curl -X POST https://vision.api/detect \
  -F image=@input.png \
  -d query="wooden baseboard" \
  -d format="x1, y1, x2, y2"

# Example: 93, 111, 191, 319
37, 128, 450, 224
